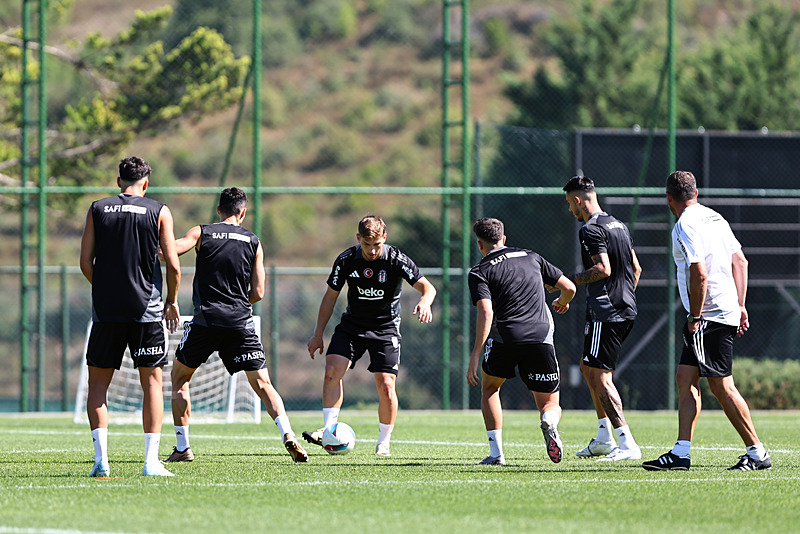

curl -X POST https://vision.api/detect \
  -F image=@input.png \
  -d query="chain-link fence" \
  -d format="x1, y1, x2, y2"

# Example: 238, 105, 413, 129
3, 1, 800, 414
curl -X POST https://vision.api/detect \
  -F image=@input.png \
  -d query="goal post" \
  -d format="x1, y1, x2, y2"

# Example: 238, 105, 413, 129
73, 316, 262, 424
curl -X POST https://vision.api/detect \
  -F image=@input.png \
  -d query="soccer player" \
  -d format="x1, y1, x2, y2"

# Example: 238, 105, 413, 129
467, 217, 576, 465
79, 156, 181, 477
165, 187, 308, 463
643, 170, 771, 471
303, 215, 436, 457
562, 176, 643, 461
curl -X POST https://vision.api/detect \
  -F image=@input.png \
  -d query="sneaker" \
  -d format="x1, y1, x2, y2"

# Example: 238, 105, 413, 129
476, 455, 506, 466
375, 442, 391, 457
642, 451, 690, 471
540, 420, 563, 463
576, 438, 616, 458
165, 447, 194, 462
142, 463, 175, 477
728, 454, 772, 471
597, 446, 642, 462
88, 461, 110, 477
283, 434, 309, 463
302, 429, 323, 447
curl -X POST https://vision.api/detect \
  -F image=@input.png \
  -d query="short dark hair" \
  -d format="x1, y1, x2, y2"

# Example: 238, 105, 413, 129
473, 217, 504, 244
358, 215, 386, 239
218, 187, 247, 217
666, 171, 697, 201
563, 175, 595, 194
119, 156, 152, 184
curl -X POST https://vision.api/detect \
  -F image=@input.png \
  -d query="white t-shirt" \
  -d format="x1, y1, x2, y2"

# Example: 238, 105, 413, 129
672, 203, 742, 326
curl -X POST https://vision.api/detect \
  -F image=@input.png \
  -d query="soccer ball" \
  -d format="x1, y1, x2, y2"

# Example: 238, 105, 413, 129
322, 422, 356, 455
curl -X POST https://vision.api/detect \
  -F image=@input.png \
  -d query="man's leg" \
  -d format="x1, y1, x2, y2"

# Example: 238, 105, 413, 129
170, 360, 196, 427
676, 364, 701, 443
374, 371, 398, 456
165, 360, 196, 462
87, 366, 114, 476
138, 366, 173, 476
580, 360, 606, 420
475, 372, 506, 464
707, 375, 759, 447
375, 372, 398, 426
246, 368, 308, 463
87, 366, 114, 430
589, 368, 641, 460
303, 354, 350, 447
246, 367, 287, 420
533, 390, 563, 463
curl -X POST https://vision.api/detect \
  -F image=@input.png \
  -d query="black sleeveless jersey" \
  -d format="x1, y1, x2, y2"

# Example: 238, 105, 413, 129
578, 212, 638, 322
90, 194, 164, 323
191, 222, 259, 328
468, 246, 564, 345
327, 244, 423, 333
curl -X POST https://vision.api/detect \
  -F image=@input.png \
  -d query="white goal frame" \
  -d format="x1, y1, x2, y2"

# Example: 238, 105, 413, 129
73, 316, 262, 424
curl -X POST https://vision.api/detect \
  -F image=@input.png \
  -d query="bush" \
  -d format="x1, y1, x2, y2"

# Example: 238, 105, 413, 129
698, 357, 800, 409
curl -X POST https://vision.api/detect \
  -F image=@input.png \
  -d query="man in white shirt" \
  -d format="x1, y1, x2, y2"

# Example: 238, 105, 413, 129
643, 170, 771, 471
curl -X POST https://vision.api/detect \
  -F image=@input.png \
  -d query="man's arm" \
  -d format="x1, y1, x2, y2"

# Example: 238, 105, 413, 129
248, 242, 266, 304
631, 249, 642, 290
158, 205, 181, 333
571, 252, 611, 285
687, 261, 708, 333
307, 286, 341, 359
731, 249, 749, 337
79, 209, 95, 284
411, 276, 436, 323
175, 225, 202, 256
467, 299, 493, 386
552, 275, 576, 314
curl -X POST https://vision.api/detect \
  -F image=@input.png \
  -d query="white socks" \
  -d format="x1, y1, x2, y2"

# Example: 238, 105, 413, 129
542, 410, 560, 427
175, 425, 190, 451
487, 429, 503, 458
91, 427, 108, 465
144, 433, 162, 467
747, 443, 768, 461
597, 417, 615, 443
323, 407, 340, 430
615, 424, 638, 450
671, 440, 691, 459
378, 423, 394, 446
274, 414, 294, 439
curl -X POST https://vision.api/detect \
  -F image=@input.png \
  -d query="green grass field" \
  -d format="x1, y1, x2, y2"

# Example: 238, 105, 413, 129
1, 410, 798, 533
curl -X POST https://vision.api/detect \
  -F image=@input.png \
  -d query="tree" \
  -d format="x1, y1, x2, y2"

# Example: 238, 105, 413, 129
0, 6, 249, 196
503, 0, 658, 130
677, 3, 800, 131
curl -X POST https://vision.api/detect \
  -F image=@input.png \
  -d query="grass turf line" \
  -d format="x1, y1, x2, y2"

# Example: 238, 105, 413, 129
0, 410, 798, 533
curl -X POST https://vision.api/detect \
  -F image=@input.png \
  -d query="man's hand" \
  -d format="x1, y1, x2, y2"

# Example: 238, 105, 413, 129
552, 298, 570, 314
307, 335, 324, 359
467, 354, 481, 387
413, 301, 433, 323
737, 306, 750, 337
164, 301, 180, 333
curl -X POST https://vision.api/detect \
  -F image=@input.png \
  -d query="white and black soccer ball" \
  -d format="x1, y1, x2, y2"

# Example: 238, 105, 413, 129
322, 422, 356, 455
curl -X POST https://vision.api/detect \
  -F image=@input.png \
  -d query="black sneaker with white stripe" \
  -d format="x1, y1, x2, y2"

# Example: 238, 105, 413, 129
642, 451, 690, 471
728, 454, 772, 471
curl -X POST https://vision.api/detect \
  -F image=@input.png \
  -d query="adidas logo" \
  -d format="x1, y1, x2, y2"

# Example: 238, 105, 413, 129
583, 356, 589, 362
349, 271, 359, 278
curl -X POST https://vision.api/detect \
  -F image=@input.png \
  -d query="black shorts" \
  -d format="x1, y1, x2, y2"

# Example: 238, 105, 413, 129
482, 338, 560, 393
326, 327, 401, 375
680, 320, 736, 377
583, 316, 635, 371
86, 321, 167, 369
175, 321, 266, 375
